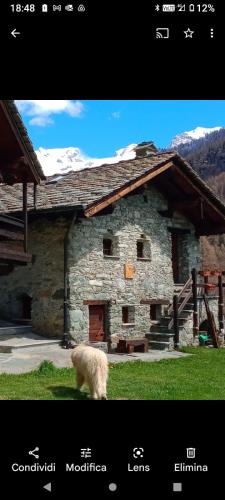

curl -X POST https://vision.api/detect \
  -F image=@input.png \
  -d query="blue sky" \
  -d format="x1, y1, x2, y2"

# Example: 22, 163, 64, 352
16, 100, 225, 157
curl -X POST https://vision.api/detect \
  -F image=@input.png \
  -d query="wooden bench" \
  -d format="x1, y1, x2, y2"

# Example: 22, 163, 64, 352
116, 338, 148, 354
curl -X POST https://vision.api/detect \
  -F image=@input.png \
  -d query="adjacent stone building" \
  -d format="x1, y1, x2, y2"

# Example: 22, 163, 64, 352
0, 142, 225, 348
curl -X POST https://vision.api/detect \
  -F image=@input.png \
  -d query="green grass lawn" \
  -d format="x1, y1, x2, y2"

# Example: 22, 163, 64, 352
0, 348, 225, 400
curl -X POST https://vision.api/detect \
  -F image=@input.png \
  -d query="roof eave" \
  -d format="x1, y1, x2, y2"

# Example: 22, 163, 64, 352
1, 101, 45, 183
84, 159, 174, 217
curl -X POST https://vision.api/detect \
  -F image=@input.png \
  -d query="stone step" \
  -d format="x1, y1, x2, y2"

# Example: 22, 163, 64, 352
0, 325, 33, 336
178, 303, 194, 308
148, 340, 173, 350
165, 302, 193, 314
0, 333, 60, 353
160, 315, 191, 325
146, 332, 174, 342
151, 325, 174, 333
151, 321, 187, 333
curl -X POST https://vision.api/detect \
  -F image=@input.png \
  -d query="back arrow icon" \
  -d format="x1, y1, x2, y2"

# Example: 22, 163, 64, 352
11, 29, 20, 38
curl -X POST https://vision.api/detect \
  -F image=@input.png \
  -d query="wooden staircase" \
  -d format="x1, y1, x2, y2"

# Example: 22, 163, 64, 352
146, 277, 194, 350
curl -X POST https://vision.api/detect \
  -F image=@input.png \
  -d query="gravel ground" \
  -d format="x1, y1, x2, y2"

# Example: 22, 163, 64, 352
0, 346, 190, 374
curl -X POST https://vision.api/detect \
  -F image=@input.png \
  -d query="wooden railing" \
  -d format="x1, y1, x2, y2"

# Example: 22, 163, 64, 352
170, 268, 225, 348
168, 276, 192, 331
0, 214, 24, 229
168, 276, 192, 316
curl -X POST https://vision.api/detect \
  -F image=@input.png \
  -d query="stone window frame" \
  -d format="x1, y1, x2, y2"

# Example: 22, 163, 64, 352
122, 305, 135, 326
136, 234, 151, 261
103, 232, 120, 259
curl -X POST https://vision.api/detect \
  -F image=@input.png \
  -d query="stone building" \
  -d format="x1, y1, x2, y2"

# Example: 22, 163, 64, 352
0, 140, 225, 349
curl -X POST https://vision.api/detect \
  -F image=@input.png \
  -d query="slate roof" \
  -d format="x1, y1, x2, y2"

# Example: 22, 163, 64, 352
1, 150, 225, 220
0, 152, 174, 213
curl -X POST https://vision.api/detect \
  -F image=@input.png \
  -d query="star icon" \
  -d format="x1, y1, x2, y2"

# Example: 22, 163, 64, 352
184, 28, 194, 38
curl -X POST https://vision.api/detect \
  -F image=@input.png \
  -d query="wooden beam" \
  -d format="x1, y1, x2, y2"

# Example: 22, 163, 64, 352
83, 300, 109, 305
192, 268, 199, 337
84, 161, 174, 217
173, 165, 225, 223
23, 182, 28, 253
0, 246, 32, 263
0, 243, 24, 253
218, 274, 224, 331
195, 225, 225, 236
0, 228, 24, 241
167, 227, 191, 235
173, 294, 179, 348
0, 215, 24, 228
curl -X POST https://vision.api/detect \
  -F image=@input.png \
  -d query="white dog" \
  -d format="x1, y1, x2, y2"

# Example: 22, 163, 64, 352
71, 345, 108, 400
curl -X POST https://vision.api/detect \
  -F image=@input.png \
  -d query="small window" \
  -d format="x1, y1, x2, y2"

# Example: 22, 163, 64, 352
103, 238, 113, 256
122, 306, 135, 324
137, 241, 144, 258
137, 236, 151, 260
103, 233, 119, 257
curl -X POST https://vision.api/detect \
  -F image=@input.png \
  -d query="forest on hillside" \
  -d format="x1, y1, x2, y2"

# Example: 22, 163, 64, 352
175, 129, 225, 271
177, 128, 225, 181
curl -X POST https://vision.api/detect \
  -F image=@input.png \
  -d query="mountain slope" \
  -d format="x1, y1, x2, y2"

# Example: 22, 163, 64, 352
173, 127, 225, 272
171, 127, 225, 180
170, 126, 222, 148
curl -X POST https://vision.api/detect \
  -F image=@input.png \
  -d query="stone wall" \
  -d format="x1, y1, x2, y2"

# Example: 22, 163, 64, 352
0, 217, 67, 337
67, 185, 200, 343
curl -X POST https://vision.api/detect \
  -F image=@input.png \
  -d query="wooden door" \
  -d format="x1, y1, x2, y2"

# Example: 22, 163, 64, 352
89, 305, 106, 341
171, 233, 180, 283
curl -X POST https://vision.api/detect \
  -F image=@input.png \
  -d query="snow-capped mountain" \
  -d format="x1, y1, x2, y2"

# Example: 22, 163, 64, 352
35, 126, 225, 177
170, 126, 222, 149
36, 144, 137, 177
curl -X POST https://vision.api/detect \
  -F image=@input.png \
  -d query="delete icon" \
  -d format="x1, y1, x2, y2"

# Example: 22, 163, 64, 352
186, 447, 195, 458
173, 483, 182, 492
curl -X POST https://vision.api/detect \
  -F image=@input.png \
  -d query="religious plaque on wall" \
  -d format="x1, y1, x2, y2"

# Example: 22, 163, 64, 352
124, 263, 135, 279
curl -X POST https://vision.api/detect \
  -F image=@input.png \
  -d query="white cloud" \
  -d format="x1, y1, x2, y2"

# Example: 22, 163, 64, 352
15, 100, 84, 126
29, 116, 54, 127
111, 111, 121, 119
